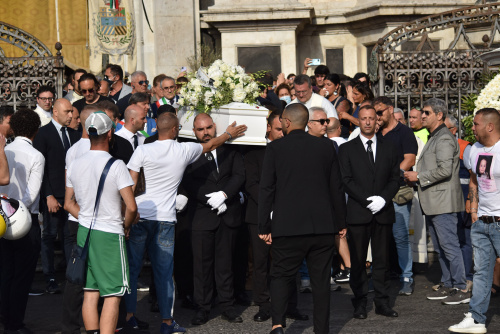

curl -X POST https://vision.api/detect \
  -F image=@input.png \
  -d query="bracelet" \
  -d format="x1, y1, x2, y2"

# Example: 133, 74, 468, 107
225, 131, 232, 140
470, 208, 478, 212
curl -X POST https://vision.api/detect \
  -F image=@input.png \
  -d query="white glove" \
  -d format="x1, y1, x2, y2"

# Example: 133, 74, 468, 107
205, 191, 227, 209
175, 194, 188, 212
366, 196, 386, 214
217, 203, 227, 215
239, 192, 245, 204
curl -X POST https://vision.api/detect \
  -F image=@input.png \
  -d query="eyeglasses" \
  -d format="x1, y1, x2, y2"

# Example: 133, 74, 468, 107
309, 118, 330, 125
104, 75, 114, 80
137, 80, 149, 86
422, 109, 433, 116
38, 97, 54, 102
162, 85, 176, 91
375, 107, 390, 116
81, 88, 95, 94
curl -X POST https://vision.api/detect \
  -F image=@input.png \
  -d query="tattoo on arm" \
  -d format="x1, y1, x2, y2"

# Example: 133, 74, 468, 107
469, 187, 479, 205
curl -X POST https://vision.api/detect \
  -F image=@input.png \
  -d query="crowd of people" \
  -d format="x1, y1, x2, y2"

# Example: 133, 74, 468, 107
0, 58, 499, 334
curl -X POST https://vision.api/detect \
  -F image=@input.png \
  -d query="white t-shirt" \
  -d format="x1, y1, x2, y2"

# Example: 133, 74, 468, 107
291, 92, 338, 119
66, 150, 134, 234
127, 140, 203, 222
468, 141, 500, 216
65, 138, 91, 222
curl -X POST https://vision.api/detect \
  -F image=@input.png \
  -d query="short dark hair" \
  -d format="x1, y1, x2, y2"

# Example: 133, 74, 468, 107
274, 83, 291, 95
78, 73, 100, 87
372, 96, 394, 108
95, 100, 120, 120
106, 64, 124, 81
294, 74, 312, 87
72, 69, 87, 80
157, 104, 176, 117
153, 74, 167, 88
314, 65, 330, 76
325, 73, 340, 85
128, 92, 149, 105
9, 108, 40, 138
287, 73, 296, 79
0, 106, 14, 124
353, 82, 374, 101
176, 76, 188, 84
36, 85, 55, 98
267, 110, 281, 126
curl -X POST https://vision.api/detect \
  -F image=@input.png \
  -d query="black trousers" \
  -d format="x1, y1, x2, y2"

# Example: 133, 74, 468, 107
270, 234, 335, 334
347, 221, 392, 309
233, 223, 249, 295
0, 214, 41, 331
174, 210, 193, 300
248, 224, 299, 314
192, 223, 238, 312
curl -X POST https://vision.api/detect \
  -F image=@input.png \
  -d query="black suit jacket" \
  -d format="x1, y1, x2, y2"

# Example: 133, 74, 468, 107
109, 134, 134, 164
258, 130, 346, 237
180, 145, 245, 231
244, 146, 266, 225
34, 121, 81, 200
338, 135, 400, 225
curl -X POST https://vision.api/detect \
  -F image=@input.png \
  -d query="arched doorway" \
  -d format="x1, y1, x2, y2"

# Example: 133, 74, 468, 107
0, 21, 64, 110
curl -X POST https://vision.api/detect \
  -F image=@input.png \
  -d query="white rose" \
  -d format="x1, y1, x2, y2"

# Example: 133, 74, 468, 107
178, 97, 185, 105
225, 77, 232, 84
233, 88, 247, 102
213, 80, 221, 88
230, 83, 235, 89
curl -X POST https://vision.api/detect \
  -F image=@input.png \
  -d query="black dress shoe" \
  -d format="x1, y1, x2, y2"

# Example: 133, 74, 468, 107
221, 309, 243, 323
191, 310, 209, 325
270, 327, 285, 334
353, 305, 367, 319
254, 310, 271, 322
286, 310, 309, 321
375, 306, 398, 317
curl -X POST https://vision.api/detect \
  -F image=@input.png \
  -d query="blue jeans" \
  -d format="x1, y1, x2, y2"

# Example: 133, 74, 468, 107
124, 219, 175, 320
469, 219, 500, 324
457, 211, 473, 281
393, 201, 413, 283
427, 213, 466, 289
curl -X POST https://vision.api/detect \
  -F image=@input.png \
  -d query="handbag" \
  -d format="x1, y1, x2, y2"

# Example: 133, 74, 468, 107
66, 157, 117, 285
392, 185, 414, 205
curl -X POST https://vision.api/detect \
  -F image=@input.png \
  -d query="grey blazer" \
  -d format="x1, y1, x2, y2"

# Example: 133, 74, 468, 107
416, 124, 465, 215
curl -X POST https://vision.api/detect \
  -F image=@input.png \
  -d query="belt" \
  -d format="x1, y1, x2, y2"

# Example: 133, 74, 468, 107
479, 215, 500, 224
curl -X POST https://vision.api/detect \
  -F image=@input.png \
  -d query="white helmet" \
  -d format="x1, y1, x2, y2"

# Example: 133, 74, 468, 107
1, 196, 32, 240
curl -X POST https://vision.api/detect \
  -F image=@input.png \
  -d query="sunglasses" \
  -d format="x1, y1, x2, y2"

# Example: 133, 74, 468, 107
310, 118, 330, 125
375, 107, 390, 116
81, 88, 95, 94
137, 80, 149, 86
422, 109, 433, 116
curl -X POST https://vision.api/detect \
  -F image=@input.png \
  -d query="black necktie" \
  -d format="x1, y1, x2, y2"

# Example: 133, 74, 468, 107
133, 134, 138, 150
61, 127, 70, 152
205, 152, 219, 176
367, 140, 375, 166
169, 99, 175, 105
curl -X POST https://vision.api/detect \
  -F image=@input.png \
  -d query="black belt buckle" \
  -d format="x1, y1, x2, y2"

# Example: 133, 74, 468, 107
480, 216, 499, 224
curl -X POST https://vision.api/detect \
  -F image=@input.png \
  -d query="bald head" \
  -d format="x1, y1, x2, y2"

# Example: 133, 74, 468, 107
124, 104, 146, 133
193, 113, 213, 128
124, 105, 142, 122
157, 112, 179, 133
52, 98, 73, 127
283, 103, 309, 129
193, 113, 216, 143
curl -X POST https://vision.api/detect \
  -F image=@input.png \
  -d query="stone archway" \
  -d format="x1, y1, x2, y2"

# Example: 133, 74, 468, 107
0, 21, 64, 110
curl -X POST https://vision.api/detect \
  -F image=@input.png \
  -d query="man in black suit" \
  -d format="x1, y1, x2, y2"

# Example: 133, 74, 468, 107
338, 105, 400, 319
258, 103, 346, 334
180, 113, 245, 325
34, 98, 81, 294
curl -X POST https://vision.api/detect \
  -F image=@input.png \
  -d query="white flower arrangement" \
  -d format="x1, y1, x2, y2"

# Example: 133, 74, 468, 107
179, 60, 263, 113
474, 73, 500, 113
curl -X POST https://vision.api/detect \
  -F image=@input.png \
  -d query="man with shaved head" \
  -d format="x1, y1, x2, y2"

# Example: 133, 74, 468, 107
258, 103, 346, 334
34, 98, 81, 294
448, 108, 500, 334
115, 104, 147, 151
179, 113, 247, 326
125, 112, 247, 332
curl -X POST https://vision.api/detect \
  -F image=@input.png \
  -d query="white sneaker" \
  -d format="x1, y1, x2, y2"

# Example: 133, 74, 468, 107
448, 313, 487, 333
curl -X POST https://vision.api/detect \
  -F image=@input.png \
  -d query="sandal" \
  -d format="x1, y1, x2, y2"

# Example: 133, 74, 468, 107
491, 284, 500, 297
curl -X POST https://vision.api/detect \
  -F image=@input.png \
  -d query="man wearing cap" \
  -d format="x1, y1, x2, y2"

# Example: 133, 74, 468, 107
64, 111, 138, 334
125, 112, 247, 333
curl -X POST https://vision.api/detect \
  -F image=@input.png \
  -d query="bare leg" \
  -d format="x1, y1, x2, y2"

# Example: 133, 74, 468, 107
82, 291, 100, 331
100, 296, 121, 334
492, 258, 500, 294
335, 235, 351, 269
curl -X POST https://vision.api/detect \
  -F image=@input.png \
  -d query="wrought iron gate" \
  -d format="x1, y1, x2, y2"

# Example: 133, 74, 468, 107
369, 2, 500, 129
0, 21, 64, 111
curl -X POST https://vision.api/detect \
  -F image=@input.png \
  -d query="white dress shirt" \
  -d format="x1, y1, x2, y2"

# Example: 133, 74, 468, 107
0, 137, 45, 214
34, 104, 52, 127
115, 126, 146, 150
51, 119, 71, 148
359, 133, 377, 161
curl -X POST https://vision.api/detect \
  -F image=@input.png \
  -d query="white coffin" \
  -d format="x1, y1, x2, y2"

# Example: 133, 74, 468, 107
178, 102, 269, 146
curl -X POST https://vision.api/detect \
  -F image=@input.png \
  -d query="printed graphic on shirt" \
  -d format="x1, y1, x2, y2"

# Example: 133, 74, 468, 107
475, 153, 496, 192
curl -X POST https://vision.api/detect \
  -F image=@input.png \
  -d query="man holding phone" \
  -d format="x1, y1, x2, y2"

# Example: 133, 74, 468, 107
302, 58, 330, 90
